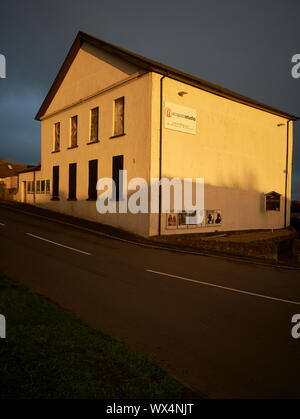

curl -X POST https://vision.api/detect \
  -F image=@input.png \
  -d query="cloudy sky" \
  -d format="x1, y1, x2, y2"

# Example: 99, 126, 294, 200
0, 0, 299, 197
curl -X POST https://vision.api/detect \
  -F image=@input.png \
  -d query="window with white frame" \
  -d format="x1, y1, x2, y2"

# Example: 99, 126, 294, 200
70, 115, 78, 148
41, 180, 45, 194
46, 179, 50, 194
90, 107, 99, 142
113, 97, 124, 136
53, 122, 60, 152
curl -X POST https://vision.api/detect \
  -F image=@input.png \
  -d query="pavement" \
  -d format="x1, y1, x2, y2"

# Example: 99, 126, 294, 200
0, 201, 300, 398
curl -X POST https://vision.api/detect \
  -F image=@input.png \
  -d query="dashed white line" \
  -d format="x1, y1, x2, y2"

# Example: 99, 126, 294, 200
146, 269, 300, 306
26, 233, 92, 255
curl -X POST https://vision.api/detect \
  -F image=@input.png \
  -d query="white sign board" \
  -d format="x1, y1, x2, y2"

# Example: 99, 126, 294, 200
164, 102, 196, 134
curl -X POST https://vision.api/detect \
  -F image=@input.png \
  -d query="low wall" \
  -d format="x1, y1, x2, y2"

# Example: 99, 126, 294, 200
154, 229, 296, 261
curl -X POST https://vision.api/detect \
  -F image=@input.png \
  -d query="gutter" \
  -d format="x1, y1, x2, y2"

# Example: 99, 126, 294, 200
284, 119, 292, 228
158, 75, 166, 236
33, 170, 36, 204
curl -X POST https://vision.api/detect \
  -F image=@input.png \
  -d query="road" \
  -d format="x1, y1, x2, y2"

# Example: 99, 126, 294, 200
0, 203, 300, 398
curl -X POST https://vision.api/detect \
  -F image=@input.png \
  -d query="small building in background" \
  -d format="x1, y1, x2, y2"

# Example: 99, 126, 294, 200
0, 160, 29, 200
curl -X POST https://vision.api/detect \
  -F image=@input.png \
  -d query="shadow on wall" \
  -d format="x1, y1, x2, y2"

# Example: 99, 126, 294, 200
37, 178, 288, 236
1, 171, 289, 236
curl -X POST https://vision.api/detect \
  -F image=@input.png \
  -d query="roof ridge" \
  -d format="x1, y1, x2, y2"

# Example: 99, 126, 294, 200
35, 31, 299, 121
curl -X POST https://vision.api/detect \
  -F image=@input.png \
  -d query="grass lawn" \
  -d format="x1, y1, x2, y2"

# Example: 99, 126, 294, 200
0, 274, 184, 399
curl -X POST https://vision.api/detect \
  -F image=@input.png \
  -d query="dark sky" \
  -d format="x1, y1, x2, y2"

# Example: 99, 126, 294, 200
0, 0, 299, 198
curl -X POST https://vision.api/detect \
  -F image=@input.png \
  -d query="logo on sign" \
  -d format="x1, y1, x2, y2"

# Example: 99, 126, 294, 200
166, 108, 172, 118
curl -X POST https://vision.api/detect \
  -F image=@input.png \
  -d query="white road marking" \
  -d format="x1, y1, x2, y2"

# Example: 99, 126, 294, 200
0, 222, 5, 226
26, 233, 92, 255
146, 269, 300, 306
2, 202, 300, 271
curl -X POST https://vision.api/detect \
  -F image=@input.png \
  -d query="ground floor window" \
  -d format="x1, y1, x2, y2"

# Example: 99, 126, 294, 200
52, 166, 59, 199
88, 159, 98, 200
27, 181, 34, 194
112, 155, 124, 200
35, 179, 51, 194
41, 180, 45, 194
46, 180, 50, 194
68, 163, 77, 200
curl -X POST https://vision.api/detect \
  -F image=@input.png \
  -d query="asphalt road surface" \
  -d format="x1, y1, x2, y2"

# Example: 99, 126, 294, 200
0, 204, 300, 398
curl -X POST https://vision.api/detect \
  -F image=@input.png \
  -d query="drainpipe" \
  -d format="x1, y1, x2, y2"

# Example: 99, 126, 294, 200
33, 170, 36, 204
158, 75, 166, 236
284, 119, 292, 229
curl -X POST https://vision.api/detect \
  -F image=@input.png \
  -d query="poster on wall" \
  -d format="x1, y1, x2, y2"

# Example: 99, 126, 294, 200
187, 210, 205, 229
178, 210, 204, 229
164, 102, 197, 134
205, 210, 222, 226
177, 211, 188, 229
166, 212, 178, 229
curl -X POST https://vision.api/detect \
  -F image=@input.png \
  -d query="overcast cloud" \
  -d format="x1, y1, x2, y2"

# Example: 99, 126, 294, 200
0, 0, 299, 197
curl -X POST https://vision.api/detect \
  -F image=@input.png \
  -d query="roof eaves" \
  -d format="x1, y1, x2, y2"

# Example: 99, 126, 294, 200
17, 165, 41, 174
35, 31, 299, 122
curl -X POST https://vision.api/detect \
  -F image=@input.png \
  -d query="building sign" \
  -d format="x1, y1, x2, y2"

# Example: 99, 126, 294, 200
164, 102, 197, 134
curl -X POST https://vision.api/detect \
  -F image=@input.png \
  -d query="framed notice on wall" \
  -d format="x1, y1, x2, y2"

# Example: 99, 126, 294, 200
166, 212, 178, 230
164, 102, 197, 134
205, 210, 222, 226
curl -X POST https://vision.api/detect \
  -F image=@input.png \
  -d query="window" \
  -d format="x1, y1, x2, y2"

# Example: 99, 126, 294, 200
112, 155, 124, 200
70, 115, 78, 148
265, 191, 281, 211
36, 180, 40, 194
90, 107, 99, 142
52, 166, 59, 199
113, 97, 124, 136
53, 122, 60, 152
68, 163, 77, 200
46, 179, 50, 194
41, 180, 45, 194
27, 181, 34, 194
88, 159, 98, 200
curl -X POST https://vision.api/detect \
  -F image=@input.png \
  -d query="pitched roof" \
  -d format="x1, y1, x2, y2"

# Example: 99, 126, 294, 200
35, 31, 299, 121
17, 164, 41, 174
0, 161, 29, 178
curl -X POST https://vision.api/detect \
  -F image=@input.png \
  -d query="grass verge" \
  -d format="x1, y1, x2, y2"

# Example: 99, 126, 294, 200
0, 274, 184, 399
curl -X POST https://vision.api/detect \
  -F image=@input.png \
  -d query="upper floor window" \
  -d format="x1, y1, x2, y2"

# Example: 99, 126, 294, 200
53, 122, 60, 152
90, 107, 99, 143
70, 115, 78, 148
113, 97, 124, 136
